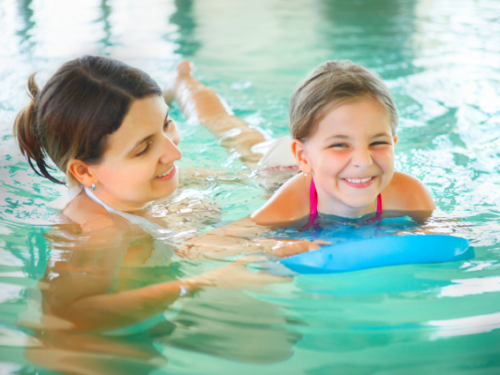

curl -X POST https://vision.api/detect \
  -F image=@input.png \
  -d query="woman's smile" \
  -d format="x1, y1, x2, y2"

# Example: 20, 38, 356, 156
155, 165, 176, 181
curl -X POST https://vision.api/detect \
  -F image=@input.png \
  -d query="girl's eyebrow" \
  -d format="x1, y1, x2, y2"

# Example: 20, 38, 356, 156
372, 132, 392, 138
128, 110, 170, 154
325, 134, 350, 140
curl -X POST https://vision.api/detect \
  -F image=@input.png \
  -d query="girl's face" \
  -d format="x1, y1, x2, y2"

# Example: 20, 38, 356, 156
89, 95, 182, 211
295, 97, 397, 218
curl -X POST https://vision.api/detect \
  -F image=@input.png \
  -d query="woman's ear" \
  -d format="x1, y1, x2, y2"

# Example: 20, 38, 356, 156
291, 139, 313, 175
67, 159, 96, 187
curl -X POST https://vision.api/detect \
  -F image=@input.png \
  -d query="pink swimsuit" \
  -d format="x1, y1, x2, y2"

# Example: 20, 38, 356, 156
306, 177, 382, 226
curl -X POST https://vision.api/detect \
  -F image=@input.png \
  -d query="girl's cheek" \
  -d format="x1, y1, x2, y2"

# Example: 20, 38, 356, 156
327, 150, 350, 165
373, 147, 394, 161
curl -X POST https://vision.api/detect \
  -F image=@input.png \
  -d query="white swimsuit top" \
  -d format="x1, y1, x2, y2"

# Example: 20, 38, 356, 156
47, 185, 173, 240
83, 187, 175, 240
47, 185, 175, 267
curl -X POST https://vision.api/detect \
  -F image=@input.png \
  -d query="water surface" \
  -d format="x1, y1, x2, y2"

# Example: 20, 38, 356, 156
1, 0, 500, 373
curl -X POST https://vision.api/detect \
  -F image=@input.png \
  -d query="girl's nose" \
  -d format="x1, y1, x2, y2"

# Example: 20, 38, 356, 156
351, 147, 373, 168
159, 136, 182, 164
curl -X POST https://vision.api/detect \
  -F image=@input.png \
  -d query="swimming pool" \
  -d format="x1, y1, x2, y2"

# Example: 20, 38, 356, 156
1, 0, 500, 373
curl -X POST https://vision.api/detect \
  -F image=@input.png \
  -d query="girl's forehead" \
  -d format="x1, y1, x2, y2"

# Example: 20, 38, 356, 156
315, 97, 392, 137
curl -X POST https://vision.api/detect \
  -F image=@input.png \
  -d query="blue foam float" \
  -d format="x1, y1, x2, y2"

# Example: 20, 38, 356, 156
279, 234, 473, 274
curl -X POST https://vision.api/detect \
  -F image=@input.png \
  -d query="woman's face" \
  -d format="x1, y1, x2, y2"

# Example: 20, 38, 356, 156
299, 97, 396, 218
89, 95, 182, 211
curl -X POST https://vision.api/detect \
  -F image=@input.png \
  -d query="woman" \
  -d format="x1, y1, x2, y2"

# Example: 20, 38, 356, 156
14, 55, 315, 252
13, 55, 315, 329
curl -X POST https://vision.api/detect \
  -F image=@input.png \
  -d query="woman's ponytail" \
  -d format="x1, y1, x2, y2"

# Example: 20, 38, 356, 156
12, 56, 162, 187
13, 73, 65, 185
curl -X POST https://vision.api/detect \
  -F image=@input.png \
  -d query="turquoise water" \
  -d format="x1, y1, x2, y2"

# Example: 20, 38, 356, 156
1, 0, 500, 373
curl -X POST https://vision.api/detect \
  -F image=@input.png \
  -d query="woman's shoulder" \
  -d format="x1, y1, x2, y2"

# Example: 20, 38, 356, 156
63, 191, 116, 232
251, 172, 311, 225
382, 171, 435, 211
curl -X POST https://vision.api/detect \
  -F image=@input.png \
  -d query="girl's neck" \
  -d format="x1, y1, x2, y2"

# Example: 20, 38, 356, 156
315, 189, 378, 219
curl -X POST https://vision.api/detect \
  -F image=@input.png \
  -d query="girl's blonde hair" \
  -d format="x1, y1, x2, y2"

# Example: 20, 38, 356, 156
289, 60, 398, 140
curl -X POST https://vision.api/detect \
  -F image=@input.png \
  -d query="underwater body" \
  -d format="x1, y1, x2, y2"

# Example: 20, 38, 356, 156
1, 0, 500, 374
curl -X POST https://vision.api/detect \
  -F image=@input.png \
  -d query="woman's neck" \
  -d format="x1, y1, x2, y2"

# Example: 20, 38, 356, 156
85, 187, 149, 213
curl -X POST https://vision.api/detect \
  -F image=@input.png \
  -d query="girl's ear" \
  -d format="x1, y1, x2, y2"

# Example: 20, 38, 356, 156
67, 159, 96, 188
291, 139, 313, 175
393, 134, 398, 145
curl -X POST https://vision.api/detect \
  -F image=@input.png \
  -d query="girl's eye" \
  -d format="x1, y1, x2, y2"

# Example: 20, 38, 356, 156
371, 141, 389, 146
330, 143, 348, 148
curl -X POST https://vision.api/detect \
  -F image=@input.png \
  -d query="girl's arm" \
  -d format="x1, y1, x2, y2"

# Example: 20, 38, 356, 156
251, 172, 312, 225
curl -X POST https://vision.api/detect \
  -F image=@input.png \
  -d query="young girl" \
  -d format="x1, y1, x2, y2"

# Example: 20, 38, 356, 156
250, 60, 436, 225
164, 61, 434, 258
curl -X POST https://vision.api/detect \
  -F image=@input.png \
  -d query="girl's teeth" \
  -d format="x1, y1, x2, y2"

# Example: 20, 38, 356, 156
157, 166, 174, 178
346, 177, 372, 184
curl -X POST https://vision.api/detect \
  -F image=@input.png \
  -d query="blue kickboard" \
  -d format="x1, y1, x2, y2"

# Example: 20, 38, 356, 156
279, 234, 473, 274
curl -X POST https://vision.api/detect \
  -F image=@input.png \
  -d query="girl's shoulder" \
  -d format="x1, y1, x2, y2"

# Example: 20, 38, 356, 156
251, 172, 311, 225
382, 171, 435, 211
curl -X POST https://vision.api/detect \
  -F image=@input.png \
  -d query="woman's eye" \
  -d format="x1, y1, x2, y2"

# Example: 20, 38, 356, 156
136, 143, 150, 156
164, 118, 172, 131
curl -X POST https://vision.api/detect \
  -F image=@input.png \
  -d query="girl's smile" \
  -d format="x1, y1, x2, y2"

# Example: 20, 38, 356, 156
342, 176, 377, 188
298, 96, 397, 218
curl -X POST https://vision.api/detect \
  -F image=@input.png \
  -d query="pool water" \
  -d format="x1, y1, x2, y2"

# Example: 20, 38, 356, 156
1, 0, 500, 373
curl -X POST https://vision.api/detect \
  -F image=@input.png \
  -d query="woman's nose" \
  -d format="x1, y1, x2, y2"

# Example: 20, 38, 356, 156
159, 136, 182, 164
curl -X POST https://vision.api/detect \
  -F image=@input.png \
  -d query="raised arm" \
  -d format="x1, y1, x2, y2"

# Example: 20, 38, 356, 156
164, 61, 267, 166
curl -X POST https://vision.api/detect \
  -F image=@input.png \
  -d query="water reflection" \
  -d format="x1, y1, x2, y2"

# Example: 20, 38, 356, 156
1, 0, 500, 373
97, 0, 113, 52
317, 0, 419, 77
168, 0, 201, 57
15, 0, 35, 54
17, 221, 300, 373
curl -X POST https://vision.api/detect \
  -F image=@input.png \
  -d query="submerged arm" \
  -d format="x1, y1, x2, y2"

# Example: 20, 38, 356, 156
177, 216, 319, 260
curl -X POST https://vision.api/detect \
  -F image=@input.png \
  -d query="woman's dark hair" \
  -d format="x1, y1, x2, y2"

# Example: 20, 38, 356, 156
13, 55, 162, 185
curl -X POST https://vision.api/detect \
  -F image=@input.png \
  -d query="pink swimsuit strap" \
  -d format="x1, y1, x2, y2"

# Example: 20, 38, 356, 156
306, 177, 382, 226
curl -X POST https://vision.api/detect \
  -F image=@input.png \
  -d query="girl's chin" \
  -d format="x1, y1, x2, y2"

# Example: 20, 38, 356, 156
339, 195, 379, 211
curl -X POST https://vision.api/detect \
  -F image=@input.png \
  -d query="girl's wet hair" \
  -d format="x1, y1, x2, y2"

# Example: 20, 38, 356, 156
13, 55, 162, 185
289, 60, 398, 141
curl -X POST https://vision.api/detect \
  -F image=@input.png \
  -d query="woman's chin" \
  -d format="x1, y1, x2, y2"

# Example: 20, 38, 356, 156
154, 180, 179, 200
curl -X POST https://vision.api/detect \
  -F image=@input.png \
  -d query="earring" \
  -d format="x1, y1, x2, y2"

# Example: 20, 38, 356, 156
91, 182, 96, 191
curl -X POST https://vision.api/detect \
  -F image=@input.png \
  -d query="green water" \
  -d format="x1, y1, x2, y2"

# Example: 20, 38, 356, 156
1, 0, 500, 373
